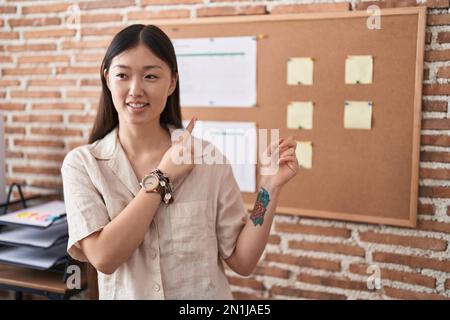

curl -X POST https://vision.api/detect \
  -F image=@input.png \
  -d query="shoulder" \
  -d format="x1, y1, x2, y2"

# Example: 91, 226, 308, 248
62, 127, 117, 172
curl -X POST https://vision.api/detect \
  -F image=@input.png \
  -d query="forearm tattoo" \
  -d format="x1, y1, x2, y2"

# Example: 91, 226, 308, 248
250, 187, 270, 226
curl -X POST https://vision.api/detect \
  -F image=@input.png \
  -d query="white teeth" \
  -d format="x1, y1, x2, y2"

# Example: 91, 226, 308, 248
127, 103, 148, 108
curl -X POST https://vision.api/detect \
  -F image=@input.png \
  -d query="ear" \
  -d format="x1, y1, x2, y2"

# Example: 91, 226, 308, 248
168, 73, 178, 96
103, 68, 110, 89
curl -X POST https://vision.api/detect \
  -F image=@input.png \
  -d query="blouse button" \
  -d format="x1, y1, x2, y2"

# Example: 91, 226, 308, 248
153, 284, 160, 292
151, 251, 157, 259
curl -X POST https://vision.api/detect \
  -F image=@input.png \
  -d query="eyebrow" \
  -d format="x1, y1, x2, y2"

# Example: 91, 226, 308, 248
113, 64, 162, 70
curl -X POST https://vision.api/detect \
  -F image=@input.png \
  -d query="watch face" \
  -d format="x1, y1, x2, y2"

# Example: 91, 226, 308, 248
143, 175, 159, 191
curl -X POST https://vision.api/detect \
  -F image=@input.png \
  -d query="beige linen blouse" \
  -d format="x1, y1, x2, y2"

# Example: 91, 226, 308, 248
61, 126, 247, 299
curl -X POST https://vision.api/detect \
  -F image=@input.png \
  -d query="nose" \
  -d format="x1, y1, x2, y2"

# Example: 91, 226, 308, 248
128, 77, 144, 97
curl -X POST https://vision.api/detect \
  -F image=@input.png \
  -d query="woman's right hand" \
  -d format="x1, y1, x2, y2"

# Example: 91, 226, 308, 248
157, 117, 197, 183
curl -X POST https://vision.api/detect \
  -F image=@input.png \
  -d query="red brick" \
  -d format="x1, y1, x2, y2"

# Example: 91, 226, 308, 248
268, 234, 280, 245
6, 151, 24, 159
445, 279, 450, 290
271, 3, 349, 14
81, 14, 122, 23
288, 240, 365, 257
373, 251, 450, 273
12, 166, 62, 175
142, 0, 201, 4
384, 287, 448, 300
437, 66, 450, 79
270, 285, 346, 300
228, 276, 264, 290
0, 56, 12, 63
26, 153, 66, 162
11, 91, 61, 98
0, 104, 25, 111
69, 115, 95, 123
80, 79, 101, 86
425, 49, 450, 62
0, 80, 21, 87
22, 3, 70, 14
421, 135, 450, 147
56, 67, 98, 74
265, 253, 341, 271
197, 6, 267, 17
428, 14, 450, 26
423, 68, 429, 81
275, 222, 351, 238
426, 32, 432, 45
32, 103, 84, 110
79, 0, 135, 10
420, 168, 450, 180
0, 6, 17, 14
437, 32, 450, 44
420, 186, 450, 198
232, 291, 266, 300
421, 151, 450, 164
28, 79, 76, 87
417, 219, 450, 234
8, 17, 61, 27
28, 180, 63, 190
18, 55, 69, 64
254, 266, 290, 279
67, 140, 86, 150
24, 29, 75, 39
5, 127, 25, 134
3, 68, 52, 76
67, 91, 100, 98
297, 274, 370, 291
349, 263, 436, 289
356, 0, 449, 9
418, 203, 434, 215
0, 32, 19, 39
423, 84, 450, 95
75, 54, 104, 63
6, 43, 56, 52
30, 128, 83, 137
359, 231, 447, 251
14, 140, 65, 149
128, 10, 190, 20
81, 26, 123, 37
12, 115, 63, 123
422, 100, 447, 112
62, 39, 110, 50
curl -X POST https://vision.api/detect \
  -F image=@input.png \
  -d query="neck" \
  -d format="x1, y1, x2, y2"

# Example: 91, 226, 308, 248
118, 120, 171, 160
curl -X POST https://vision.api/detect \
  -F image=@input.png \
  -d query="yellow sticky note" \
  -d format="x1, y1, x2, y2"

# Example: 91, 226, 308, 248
344, 101, 372, 130
287, 57, 313, 85
345, 55, 373, 84
287, 102, 313, 130
295, 141, 312, 169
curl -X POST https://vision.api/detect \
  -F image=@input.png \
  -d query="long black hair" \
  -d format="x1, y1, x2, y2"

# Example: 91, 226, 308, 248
88, 24, 182, 143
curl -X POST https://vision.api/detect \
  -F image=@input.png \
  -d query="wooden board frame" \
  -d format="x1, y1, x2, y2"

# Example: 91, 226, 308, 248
156, 7, 426, 227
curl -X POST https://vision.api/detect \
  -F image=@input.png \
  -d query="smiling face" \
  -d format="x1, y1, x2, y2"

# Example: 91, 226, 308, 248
105, 43, 177, 126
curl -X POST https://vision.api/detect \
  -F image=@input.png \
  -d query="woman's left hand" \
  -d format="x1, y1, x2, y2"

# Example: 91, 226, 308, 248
260, 136, 299, 191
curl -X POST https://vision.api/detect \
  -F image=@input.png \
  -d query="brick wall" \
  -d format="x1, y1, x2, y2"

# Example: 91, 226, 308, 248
1, 0, 449, 300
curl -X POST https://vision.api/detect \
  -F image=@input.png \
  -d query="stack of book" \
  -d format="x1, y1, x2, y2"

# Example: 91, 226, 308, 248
0, 200, 69, 270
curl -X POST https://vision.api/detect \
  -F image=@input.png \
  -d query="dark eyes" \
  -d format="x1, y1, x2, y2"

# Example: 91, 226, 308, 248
115, 74, 158, 80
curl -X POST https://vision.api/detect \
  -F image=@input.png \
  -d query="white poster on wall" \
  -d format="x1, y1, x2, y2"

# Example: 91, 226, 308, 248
173, 36, 257, 108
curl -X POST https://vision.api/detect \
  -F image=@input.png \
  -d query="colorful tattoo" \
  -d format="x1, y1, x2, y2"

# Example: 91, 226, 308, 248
250, 187, 270, 226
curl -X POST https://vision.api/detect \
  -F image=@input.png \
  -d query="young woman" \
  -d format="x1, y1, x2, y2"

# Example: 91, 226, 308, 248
61, 24, 298, 299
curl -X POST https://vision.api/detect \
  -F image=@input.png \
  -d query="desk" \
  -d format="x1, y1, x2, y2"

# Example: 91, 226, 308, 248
0, 194, 97, 300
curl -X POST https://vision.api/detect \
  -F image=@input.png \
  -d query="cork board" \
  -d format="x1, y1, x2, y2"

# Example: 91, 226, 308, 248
157, 7, 426, 227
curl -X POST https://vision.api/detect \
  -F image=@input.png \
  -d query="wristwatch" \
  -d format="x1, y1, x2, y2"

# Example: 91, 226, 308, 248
140, 169, 174, 204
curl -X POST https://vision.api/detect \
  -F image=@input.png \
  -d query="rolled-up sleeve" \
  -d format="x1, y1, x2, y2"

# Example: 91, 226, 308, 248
216, 163, 247, 260
61, 152, 110, 262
